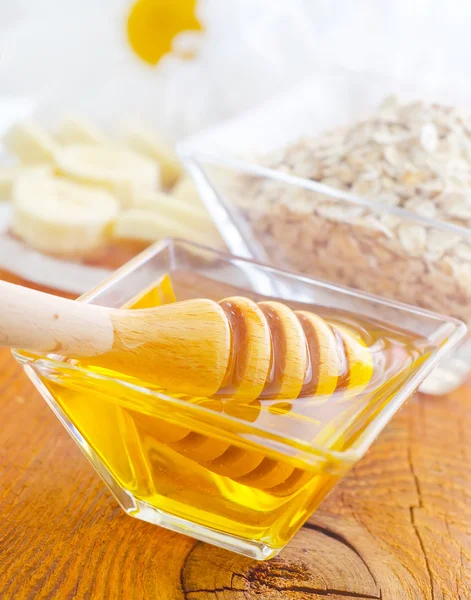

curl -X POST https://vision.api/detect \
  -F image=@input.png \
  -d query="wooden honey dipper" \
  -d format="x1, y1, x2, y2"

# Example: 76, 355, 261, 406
109, 293, 372, 494
1, 281, 374, 493
0, 282, 372, 401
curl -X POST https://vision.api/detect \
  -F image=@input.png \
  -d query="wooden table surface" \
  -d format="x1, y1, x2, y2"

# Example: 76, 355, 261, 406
1, 271, 471, 599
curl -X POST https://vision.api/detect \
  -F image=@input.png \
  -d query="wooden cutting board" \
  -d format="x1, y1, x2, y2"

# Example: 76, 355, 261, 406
0, 270, 470, 599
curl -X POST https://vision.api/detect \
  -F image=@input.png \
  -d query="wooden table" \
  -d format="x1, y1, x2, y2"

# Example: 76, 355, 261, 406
1, 271, 471, 599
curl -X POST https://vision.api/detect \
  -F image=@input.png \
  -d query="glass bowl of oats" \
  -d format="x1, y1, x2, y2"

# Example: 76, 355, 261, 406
179, 70, 471, 394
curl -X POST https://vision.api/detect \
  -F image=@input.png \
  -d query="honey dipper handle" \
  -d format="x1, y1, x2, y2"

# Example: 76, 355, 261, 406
0, 280, 114, 356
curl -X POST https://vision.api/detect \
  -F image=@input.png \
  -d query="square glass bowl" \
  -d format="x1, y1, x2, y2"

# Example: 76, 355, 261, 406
13, 238, 466, 559
182, 154, 471, 395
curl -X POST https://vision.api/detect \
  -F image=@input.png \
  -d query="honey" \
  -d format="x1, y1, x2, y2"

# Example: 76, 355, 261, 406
39, 271, 433, 554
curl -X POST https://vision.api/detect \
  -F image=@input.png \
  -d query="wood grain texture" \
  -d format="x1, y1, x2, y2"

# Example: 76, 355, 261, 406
0, 281, 114, 356
1, 272, 471, 599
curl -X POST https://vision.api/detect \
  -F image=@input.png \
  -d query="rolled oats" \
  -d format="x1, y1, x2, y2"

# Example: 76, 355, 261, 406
405, 198, 437, 219
420, 123, 439, 153
454, 242, 471, 261
228, 97, 471, 324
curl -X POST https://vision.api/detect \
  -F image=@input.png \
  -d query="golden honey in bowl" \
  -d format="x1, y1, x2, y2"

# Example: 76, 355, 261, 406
37, 270, 434, 558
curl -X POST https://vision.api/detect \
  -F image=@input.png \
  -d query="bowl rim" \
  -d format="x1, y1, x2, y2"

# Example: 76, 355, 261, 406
14, 237, 467, 465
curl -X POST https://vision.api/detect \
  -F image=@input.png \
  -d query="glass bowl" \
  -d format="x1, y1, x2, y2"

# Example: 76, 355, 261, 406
178, 69, 471, 395
13, 238, 466, 559
180, 68, 471, 394
182, 154, 471, 395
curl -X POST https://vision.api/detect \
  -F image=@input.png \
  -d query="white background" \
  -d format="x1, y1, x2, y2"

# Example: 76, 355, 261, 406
2, 0, 471, 142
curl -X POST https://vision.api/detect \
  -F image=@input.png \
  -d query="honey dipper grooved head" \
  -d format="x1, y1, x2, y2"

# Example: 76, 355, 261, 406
258, 301, 307, 400
334, 324, 374, 392
218, 296, 271, 401
214, 297, 374, 401
295, 310, 342, 396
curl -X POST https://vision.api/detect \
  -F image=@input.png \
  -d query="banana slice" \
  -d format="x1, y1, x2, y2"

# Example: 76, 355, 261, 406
130, 188, 217, 232
0, 165, 53, 201
0, 167, 15, 200
4, 121, 58, 165
55, 145, 160, 203
113, 207, 221, 246
172, 177, 204, 208
119, 124, 182, 188
55, 115, 106, 146
12, 172, 119, 256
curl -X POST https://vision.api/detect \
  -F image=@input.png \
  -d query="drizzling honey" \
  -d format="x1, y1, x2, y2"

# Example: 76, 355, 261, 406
41, 271, 432, 552
126, 0, 202, 65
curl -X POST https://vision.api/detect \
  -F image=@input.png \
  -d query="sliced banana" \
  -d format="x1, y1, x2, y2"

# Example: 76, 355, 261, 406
172, 177, 203, 208
0, 167, 18, 200
113, 207, 223, 247
0, 165, 53, 201
3, 121, 58, 165
129, 188, 216, 232
54, 144, 160, 204
12, 172, 119, 256
119, 124, 182, 188
55, 115, 106, 146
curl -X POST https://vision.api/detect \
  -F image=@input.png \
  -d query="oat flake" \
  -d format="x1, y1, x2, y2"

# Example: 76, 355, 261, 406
237, 97, 471, 323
